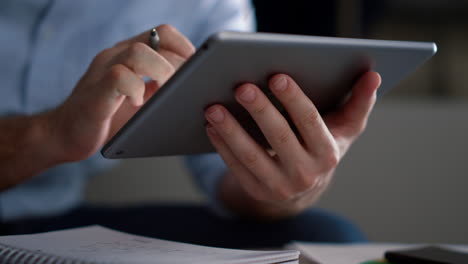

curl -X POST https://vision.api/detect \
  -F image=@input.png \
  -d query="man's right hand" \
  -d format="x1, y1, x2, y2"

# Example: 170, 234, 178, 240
0, 24, 195, 190
46, 24, 195, 162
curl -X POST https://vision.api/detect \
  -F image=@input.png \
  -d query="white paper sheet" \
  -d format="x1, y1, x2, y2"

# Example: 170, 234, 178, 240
0, 226, 299, 264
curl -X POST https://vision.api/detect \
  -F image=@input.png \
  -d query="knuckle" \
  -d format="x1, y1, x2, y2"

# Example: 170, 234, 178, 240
157, 23, 176, 34
157, 24, 195, 59
355, 120, 368, 135
241, 150, 260, 167
294, 165, 316, 190
252, 101, 269, 115
224, 158, 241, 170
92, 48, 114, 66
273, 184, 292, 201
370, 92, 377, 104
127, 42, 147, 59
161, 62, 175, 77
106, 64, 128, 83
121, 43, 148, 71
185, 44, 196, 57
224, 160, 237, 169
273, 124, 292, 145
320, 147, 340, 170
113, 39, 127, 48
220, 121, 235, 137
248, 189, 267, 202
299, 110, 321, 130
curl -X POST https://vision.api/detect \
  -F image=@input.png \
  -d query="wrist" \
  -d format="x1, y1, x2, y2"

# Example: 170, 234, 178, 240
32, 111, 67, 165
219, 170, 333, 221
218, 172, 302, 221
0, 113, 65, 190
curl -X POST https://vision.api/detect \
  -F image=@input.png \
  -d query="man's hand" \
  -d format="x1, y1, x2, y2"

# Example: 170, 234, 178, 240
0, 25, 195, 190
47, 25, 195, 162
205, 71, 381, 219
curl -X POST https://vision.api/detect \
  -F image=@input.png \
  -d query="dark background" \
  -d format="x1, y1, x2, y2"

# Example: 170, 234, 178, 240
251, 0, 468, 98
252, 0, 383, 37
252, 0, 338, 36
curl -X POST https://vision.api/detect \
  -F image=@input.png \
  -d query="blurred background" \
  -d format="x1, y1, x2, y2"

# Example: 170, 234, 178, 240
86, 0, 468, 243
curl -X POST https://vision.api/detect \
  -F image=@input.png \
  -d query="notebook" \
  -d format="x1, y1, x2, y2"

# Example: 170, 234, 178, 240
0, 226, 299, 264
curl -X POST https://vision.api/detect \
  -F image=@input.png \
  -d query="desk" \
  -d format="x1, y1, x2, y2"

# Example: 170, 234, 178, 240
289, 242, 468, 264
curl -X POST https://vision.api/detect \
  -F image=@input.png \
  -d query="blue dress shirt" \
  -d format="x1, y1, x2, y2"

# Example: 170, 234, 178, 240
0, 0, 255, 221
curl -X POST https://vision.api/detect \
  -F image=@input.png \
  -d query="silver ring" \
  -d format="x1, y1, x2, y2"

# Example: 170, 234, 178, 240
149, 28, 160, 51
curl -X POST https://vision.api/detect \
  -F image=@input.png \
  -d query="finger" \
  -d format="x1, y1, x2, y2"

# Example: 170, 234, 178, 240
205, 105, 294, 200
325, 71, 381, 138
234, 83, 308, 166
86, 48, 123, 83
153, 24, 195, 59
115, 24, 195, 60
269, 74, 338, 157
109, 42, 175, 86
109, 80, 161, 137
143, 80, 161, 102
78, 63, 144, 124
113, 40, 185, 72
90, 24, 194, 83
205, 124, 270, 202
102, 64, 145, 109
157, 49, 187, 70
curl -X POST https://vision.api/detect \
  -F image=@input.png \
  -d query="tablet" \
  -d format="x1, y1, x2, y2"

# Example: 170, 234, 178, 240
102, 31, 437, 158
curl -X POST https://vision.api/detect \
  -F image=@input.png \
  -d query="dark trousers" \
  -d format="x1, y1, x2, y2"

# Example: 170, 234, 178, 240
1, 204, 366, 248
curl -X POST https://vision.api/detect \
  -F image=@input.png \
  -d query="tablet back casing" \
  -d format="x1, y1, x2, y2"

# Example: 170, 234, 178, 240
102, 32, 436, 158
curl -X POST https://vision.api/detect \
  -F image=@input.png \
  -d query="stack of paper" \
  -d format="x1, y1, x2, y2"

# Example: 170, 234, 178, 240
0, 226, 299, 264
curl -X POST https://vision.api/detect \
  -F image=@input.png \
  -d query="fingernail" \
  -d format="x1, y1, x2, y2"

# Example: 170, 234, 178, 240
206, 108, 225, 123
272, 76, 287, 91
238, 86, 256, 103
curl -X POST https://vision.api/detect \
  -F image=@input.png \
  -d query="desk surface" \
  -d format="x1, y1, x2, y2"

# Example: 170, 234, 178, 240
289, 242, 468, 264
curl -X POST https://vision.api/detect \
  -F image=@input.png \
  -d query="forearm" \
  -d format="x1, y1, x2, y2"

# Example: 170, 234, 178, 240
0, 113, 61, 191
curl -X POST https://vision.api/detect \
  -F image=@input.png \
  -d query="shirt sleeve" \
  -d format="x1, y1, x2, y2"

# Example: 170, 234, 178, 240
184, 0, 256, 217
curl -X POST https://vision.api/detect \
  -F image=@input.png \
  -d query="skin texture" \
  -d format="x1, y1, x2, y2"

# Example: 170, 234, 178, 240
0, 24, 381, 220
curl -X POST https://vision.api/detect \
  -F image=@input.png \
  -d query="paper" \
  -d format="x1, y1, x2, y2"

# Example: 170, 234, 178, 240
0, 226, 299, 264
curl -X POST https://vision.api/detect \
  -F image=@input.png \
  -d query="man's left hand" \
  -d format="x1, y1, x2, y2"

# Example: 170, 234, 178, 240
204, 72, 381, 219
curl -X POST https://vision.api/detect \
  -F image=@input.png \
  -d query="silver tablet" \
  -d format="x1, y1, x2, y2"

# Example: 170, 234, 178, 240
102, 31, 437, 158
